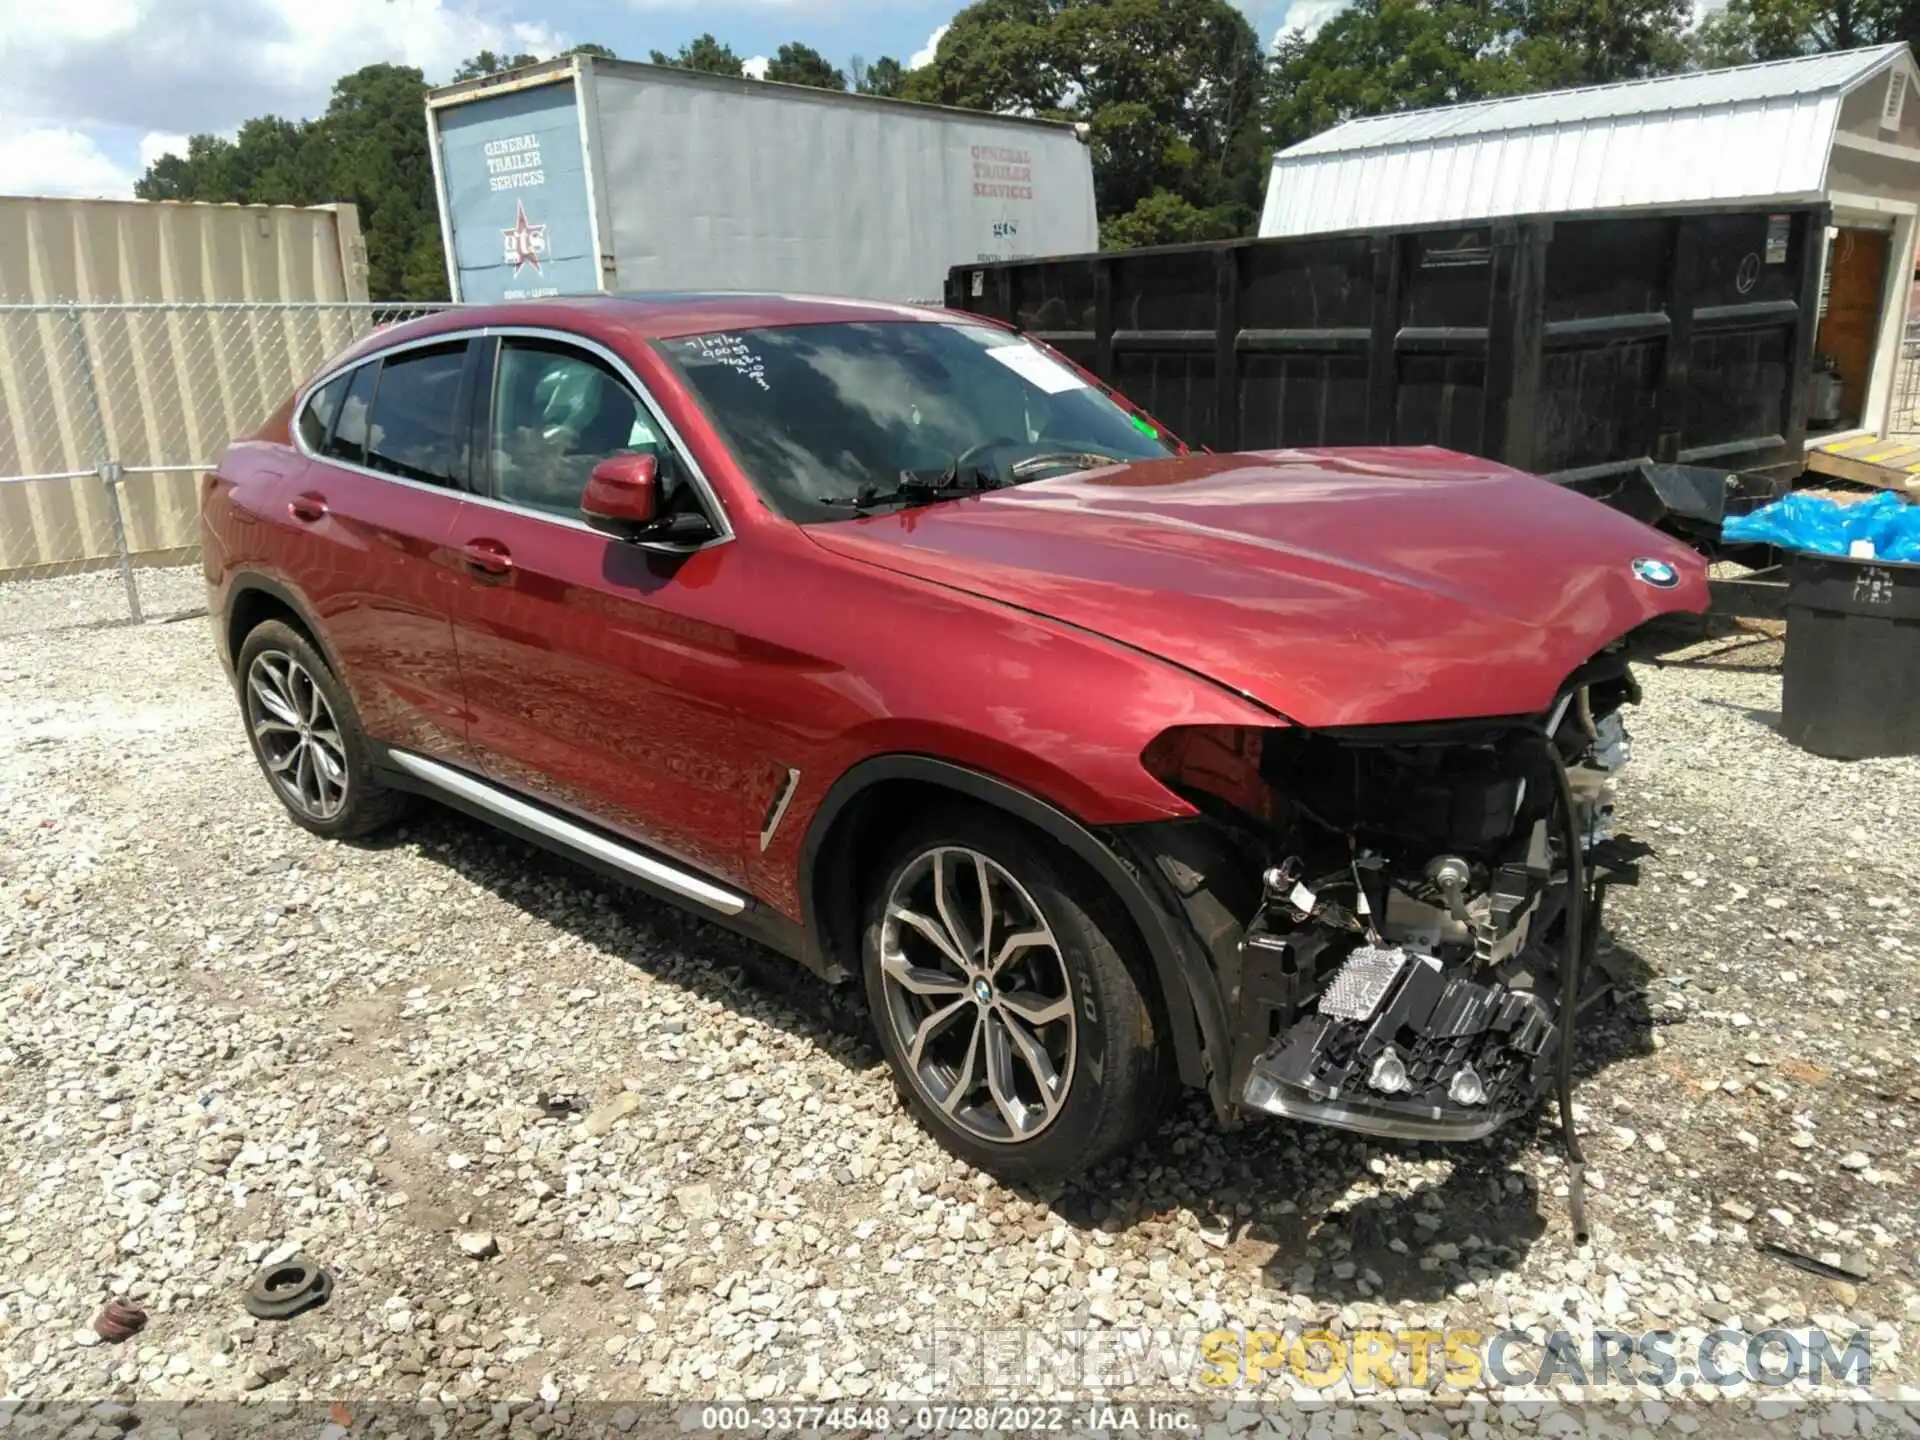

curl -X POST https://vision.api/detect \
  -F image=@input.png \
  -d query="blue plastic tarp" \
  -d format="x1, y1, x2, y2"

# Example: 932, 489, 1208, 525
1722, 491, 1920, 563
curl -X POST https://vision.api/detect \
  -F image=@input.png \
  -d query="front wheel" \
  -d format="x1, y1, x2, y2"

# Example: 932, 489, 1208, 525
860, 812, 1167, 1183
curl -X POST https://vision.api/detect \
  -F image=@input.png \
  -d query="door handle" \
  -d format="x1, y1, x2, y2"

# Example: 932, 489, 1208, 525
288, 492, 328, 523
461, 538, 513, 578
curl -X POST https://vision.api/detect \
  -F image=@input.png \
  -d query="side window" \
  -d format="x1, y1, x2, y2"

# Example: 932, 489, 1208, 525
364, 343, 469, 487
325, 364, 377, 468
298, 373, 348, 453
490, 340, 666, 516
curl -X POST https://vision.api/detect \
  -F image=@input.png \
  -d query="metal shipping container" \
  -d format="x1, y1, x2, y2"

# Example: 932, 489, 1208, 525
0, 196, 369, 306
425, 57, 1099, 304
947, 204, 1827, 513
0, 197, 370, 577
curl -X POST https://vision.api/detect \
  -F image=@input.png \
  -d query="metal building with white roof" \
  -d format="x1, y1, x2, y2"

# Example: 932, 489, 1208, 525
1263, 45, 1920, 463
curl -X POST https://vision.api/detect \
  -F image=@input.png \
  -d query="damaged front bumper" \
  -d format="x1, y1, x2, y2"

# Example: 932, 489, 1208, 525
1121, 648, 1645, 1146
1240, 947, 1557, 1141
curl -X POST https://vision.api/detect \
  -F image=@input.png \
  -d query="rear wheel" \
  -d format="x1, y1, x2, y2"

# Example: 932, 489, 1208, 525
235, 619, 411, 840
861, 811, 1166, 1182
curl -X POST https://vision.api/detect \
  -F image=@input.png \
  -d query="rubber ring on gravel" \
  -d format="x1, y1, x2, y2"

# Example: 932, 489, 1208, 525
93, 1296, 148, 1342
243, 1258, 333, 1320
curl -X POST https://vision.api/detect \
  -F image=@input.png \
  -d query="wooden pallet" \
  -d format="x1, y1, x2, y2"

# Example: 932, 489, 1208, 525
1805, 432, 1920, 494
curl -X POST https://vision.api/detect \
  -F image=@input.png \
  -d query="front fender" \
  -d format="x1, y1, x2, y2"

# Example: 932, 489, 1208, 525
798, 753, 1235, 1110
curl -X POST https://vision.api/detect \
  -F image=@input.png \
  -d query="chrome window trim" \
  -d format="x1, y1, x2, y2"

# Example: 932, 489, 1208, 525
290, 322, 735, 550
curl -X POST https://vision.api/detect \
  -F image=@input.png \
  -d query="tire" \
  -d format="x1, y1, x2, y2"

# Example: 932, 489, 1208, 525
860, 809, 1167, 1183
234, 619, 412, 841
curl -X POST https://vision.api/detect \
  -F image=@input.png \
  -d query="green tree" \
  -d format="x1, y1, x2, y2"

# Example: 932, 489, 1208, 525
648, 34, 746, 76
1684, 0, 1891, 61
766, 42, 849, 89
907, 0, 1268, 246
1098, 190, 1242, 248
228, 117, 333, 205
135, 118, 333, 206
1063, 0, 1267, 224
564, 43, 619, 61
1268, 0, 1700, 152
852, 55, 909, 96
451, 50, 540, 82
897, 0, 1068, 114
1501, 0, 1692, 87
134, 62, 446, 300
319, 64, 443, 301
1688, 0, 1812, 62
1268, 0, 1519, 150
134, 134, 243, 202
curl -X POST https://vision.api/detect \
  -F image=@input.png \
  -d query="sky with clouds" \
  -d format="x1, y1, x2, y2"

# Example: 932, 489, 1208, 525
0, 0, 1305, 200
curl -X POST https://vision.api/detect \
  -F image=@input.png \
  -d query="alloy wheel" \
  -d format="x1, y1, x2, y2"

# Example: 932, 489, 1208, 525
245, 649, 348, 822
877, 845, 1078, 1144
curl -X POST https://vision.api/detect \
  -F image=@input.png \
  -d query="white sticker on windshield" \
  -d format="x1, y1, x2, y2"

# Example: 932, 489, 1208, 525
984, 343, 1088, 395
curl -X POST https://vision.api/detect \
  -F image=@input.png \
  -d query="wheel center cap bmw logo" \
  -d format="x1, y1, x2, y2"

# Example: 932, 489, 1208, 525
972, 977, 993, 1004
1632, 556, 1680, 589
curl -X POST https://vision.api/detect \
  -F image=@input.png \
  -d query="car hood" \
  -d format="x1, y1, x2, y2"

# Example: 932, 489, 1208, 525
804, 447, 1708, 727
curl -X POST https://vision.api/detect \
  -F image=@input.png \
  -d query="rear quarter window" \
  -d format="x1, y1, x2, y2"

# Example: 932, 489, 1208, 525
326, 364, 378, 468
297, 373, 349, 452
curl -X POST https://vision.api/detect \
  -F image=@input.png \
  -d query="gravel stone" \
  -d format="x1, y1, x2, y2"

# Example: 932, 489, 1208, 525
577, 1091, 642, 1137
1, 571, 1914, 1422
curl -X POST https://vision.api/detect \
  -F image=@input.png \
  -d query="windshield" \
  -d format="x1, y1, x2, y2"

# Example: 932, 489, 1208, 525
656, 321, 1179, 522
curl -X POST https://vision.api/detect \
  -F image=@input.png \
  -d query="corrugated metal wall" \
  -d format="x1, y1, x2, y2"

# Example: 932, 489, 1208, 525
0, 303, 414, 574
0, 199, 370, 574
1262, 95, 1840, 237
0, 198, 368, 305
1261, 44, 1917, 238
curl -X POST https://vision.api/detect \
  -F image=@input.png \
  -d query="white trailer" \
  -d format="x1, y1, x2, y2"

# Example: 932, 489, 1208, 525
425, 56, 1098, 305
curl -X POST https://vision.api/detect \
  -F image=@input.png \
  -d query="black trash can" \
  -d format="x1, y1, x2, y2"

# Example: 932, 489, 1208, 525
1781, 551, 1920, 759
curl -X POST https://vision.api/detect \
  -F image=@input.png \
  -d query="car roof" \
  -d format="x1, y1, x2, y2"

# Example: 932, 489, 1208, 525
324, 292, 999, 376
343, 293, 984, 366
609, 292, 962, 335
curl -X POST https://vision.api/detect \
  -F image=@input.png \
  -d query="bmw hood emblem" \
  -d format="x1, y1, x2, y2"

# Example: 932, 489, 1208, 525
1631, 556, 1680, 589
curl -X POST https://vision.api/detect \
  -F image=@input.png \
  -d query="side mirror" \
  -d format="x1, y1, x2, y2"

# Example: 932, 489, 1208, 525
580, 453, 659, 537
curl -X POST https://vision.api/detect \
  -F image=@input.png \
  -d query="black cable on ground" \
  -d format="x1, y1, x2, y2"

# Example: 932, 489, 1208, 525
1542, 734, 1591, 1248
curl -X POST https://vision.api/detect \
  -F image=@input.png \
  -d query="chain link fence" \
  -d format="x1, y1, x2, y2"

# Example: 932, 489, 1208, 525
0, 300, 454, 632
13, 295, 1909, 636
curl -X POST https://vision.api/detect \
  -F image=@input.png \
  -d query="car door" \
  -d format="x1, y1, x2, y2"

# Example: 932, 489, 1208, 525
280, 339, 478, 762
442, 332, 755, 888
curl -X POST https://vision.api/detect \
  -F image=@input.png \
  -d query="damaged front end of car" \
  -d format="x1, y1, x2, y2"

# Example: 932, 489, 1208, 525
1126, 644, 1646, 1166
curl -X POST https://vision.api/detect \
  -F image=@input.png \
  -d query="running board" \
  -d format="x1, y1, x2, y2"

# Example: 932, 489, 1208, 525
386, 751, 749, 917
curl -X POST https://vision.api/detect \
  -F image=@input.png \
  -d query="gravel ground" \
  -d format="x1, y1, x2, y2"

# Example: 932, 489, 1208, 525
0, 566, 206, 640
1, 569, 1916, 1434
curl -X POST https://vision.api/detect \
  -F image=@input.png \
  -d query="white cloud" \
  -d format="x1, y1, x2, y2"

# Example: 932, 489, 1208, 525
743, 55, 770, 80
909, 23, 949, 70
0, 0, 567, 138
8, 0, 143, 46
0, 126, 136, 199
138, 132, 191, 170
1275, 0, 1348, 41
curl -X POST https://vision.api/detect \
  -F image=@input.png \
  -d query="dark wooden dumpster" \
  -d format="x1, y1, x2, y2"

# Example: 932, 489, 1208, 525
946, 204, 1826, 523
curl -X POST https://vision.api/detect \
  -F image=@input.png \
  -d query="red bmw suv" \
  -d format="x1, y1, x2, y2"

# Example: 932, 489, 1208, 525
205, 295, 1706, 1182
